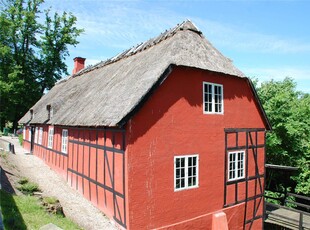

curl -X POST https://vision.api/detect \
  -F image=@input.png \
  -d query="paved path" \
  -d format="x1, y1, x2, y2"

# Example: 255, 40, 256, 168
0, 136, 116, 230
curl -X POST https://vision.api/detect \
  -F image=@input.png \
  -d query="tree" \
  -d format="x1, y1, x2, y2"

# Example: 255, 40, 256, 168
254, 77, 310, 195
0, 0, 83, 130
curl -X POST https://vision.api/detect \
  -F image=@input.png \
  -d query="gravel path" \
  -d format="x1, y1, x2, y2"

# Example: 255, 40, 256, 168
0, 136, 116, 230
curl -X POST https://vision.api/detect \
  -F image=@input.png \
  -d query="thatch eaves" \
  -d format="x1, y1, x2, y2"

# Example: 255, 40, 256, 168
19, 20, 247, 127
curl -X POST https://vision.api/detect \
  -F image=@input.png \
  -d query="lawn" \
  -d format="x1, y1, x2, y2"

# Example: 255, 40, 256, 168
0, 189, 81, 230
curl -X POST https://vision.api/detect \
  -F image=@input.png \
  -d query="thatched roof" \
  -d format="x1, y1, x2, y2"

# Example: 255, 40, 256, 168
19, 20, 247, 127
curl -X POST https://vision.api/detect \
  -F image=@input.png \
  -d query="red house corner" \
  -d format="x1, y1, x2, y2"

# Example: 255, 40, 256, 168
19, 20, 271, 230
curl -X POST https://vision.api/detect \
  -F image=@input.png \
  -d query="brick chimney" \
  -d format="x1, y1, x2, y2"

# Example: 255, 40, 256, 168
72, 57, 86, 74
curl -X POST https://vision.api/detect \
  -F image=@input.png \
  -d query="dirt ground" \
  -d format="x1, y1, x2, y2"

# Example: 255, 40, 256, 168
0, 137, 116, 230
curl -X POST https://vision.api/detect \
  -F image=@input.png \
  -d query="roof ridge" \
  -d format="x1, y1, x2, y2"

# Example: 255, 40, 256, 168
72, 20, 201, 78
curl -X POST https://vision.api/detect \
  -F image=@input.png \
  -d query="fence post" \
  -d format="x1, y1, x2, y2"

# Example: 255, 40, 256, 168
299, 212, 303, 230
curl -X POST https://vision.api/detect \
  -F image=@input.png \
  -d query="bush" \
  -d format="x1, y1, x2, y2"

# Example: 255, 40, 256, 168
18, 134, 23, 146
18, 177, 28, 185
17, 181, 40, 195
43, 196, 58, 205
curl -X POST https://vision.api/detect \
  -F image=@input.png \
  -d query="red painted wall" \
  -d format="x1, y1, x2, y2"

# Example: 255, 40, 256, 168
23, 125, 127, 228
23, 126, 31, 151
125, 67, 267, 229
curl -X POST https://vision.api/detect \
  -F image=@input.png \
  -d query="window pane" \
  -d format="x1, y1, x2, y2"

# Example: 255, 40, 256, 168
181, 158, 185, 167
176, 179, 180, 189
188, 167, 192, 177
193, 177, 196, 186
189, 157, 192, 166
181, 178, 185, 188
176, 158, 180, 168
208, 104, 212, 111
176, 169, 180, 178
188, 177, 192, 187
181, 168, 185, 178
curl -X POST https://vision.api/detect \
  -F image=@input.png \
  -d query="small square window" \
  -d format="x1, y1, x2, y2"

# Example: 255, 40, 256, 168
174, 155, 199, 191
34, 127, 38, 144
203, 82, 224, 114
38, 127, 43, 145
47, 126, 54, 149
61, 129, 68, 154
228, 150, 245, 181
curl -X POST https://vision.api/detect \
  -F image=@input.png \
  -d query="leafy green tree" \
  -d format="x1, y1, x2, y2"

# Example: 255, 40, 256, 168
0, 0, 83, 129
255, 77, 310, 195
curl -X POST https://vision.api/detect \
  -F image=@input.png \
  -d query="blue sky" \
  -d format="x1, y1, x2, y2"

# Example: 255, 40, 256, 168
44, 0, 310, 93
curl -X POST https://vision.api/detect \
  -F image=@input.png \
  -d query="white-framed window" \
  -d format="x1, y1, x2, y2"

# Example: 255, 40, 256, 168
203, 82, 223, 114
28, 127, 31, 142
34, 127, 38, 143
38, 127, 43, 145
47, 126, 54, 149
61, 129, 68, 154
228, 150, 245, 181
22, 127, 25, 139
174, 154, 199, 191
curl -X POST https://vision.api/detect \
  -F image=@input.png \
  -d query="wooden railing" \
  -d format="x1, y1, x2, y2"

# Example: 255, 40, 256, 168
265, 192, 310, 229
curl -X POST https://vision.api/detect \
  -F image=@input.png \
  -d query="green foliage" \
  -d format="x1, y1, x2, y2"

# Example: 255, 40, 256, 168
17, 180, 40, 195
0, 0, 83, 129
254, 77, 310, 195
265, 190, 281, 205
18, 133, 23, 145
17, 177, 29, 185
42, 196, 58, 205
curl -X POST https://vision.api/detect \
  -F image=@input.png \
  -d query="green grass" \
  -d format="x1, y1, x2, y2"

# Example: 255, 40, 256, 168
17, 182, 40, 195
0, 190, 81, 230
42, 196, 58, 205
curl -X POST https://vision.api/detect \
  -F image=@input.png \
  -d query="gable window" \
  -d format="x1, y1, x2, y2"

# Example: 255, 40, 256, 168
38, 127, 43, 145
61, 129, 68, 154
174, 154, 199, 191
228, 150, 245, 181
203, 82, 223, 114
34, 127, 38, 144
47, 126, 54, 149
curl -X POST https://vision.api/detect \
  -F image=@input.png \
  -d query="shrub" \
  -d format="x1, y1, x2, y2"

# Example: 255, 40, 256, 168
43, 196, 58, 205
17, 182, 40, 195
18, 134, 23, 146
18, 177, 29, 185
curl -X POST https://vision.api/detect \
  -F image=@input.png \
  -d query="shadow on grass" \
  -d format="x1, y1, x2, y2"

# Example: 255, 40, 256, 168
0, 167, 27, 230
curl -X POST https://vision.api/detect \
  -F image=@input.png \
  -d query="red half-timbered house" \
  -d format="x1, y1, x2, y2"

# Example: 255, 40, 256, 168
19, 21, 271, 229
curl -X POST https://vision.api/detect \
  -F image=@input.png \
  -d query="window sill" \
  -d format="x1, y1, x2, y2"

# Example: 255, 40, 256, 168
174, 185, 199, 192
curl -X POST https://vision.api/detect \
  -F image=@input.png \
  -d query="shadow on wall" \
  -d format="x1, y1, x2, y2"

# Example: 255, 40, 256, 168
0, 168, 27, 230
126, 65, 255, 145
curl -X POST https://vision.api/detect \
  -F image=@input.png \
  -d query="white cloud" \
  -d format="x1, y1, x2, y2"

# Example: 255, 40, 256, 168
243, 67, 310, 93
42, 0, 310, 94
43, 0, 310, 56
243, 67, 310, 80
196, 19, 310, 54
